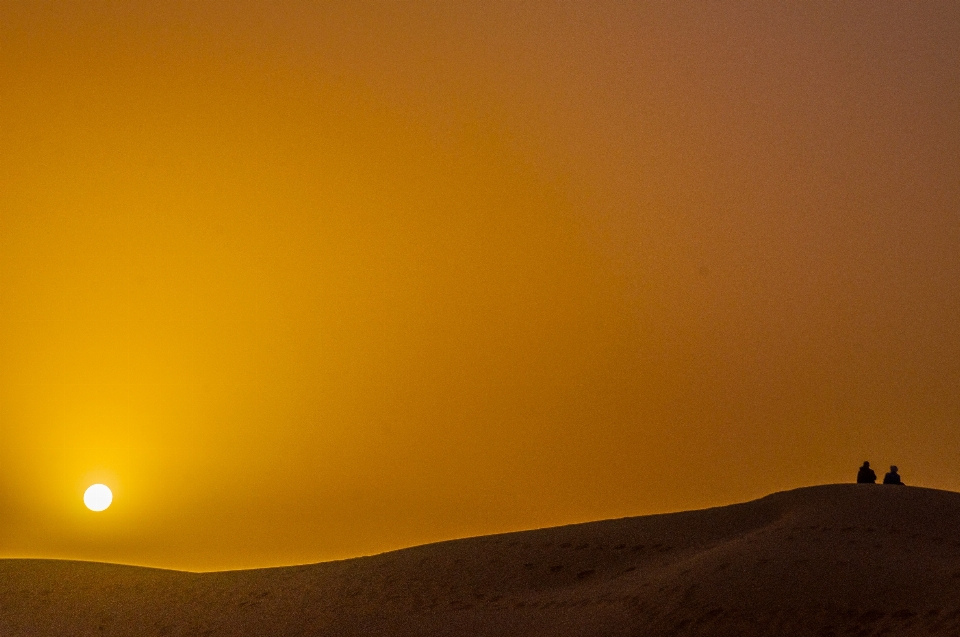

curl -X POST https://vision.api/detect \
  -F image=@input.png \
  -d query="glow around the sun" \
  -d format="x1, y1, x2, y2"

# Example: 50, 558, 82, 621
83, 484, 113, 511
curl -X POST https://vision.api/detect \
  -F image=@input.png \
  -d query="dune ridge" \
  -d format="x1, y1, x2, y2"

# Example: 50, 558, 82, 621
2, 484, 960, 636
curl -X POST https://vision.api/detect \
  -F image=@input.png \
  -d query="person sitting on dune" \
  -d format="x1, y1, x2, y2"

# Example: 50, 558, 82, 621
883, 465, 905, 485
857, 461, 877, 484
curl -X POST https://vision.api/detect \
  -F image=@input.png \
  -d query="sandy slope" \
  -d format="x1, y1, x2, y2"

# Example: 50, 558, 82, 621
2, 484, 960, 636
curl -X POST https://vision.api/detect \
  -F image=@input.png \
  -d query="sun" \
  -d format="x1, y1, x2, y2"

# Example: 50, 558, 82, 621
83, 484, 113, 512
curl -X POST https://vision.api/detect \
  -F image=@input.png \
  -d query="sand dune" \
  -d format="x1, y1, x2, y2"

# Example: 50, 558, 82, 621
3, 484, 960, 636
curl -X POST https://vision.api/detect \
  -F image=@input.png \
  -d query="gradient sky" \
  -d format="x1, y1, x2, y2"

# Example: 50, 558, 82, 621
1, 1, 958, 571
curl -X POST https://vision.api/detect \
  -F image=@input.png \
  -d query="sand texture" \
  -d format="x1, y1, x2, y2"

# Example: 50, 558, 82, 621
3, 484, 960, 636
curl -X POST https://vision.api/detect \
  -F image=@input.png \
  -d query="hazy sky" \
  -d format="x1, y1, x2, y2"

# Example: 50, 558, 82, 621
1, 1, 958, 571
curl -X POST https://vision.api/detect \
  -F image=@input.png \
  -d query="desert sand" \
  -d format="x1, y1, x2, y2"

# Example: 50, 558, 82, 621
2, 484, 960, 636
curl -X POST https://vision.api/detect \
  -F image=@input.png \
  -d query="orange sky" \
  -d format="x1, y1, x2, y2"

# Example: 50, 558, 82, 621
1, 1, 958, 571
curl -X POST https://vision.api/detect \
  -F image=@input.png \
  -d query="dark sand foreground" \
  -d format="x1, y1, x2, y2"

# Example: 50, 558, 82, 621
3, 484, 960, 636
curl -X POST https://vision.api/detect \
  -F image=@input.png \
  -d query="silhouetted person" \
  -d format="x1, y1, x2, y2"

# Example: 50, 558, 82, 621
857, 461, 877, 484
883, 465, 905, 485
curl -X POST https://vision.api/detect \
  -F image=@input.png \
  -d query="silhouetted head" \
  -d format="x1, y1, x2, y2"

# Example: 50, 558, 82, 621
890, 465, 898, 473
862, 461, 870, 467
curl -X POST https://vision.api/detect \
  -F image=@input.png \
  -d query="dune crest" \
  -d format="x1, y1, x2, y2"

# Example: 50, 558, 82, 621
3, 484, 960, 636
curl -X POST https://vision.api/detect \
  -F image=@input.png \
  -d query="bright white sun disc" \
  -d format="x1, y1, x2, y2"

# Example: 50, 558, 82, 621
83, 484, 113, 511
